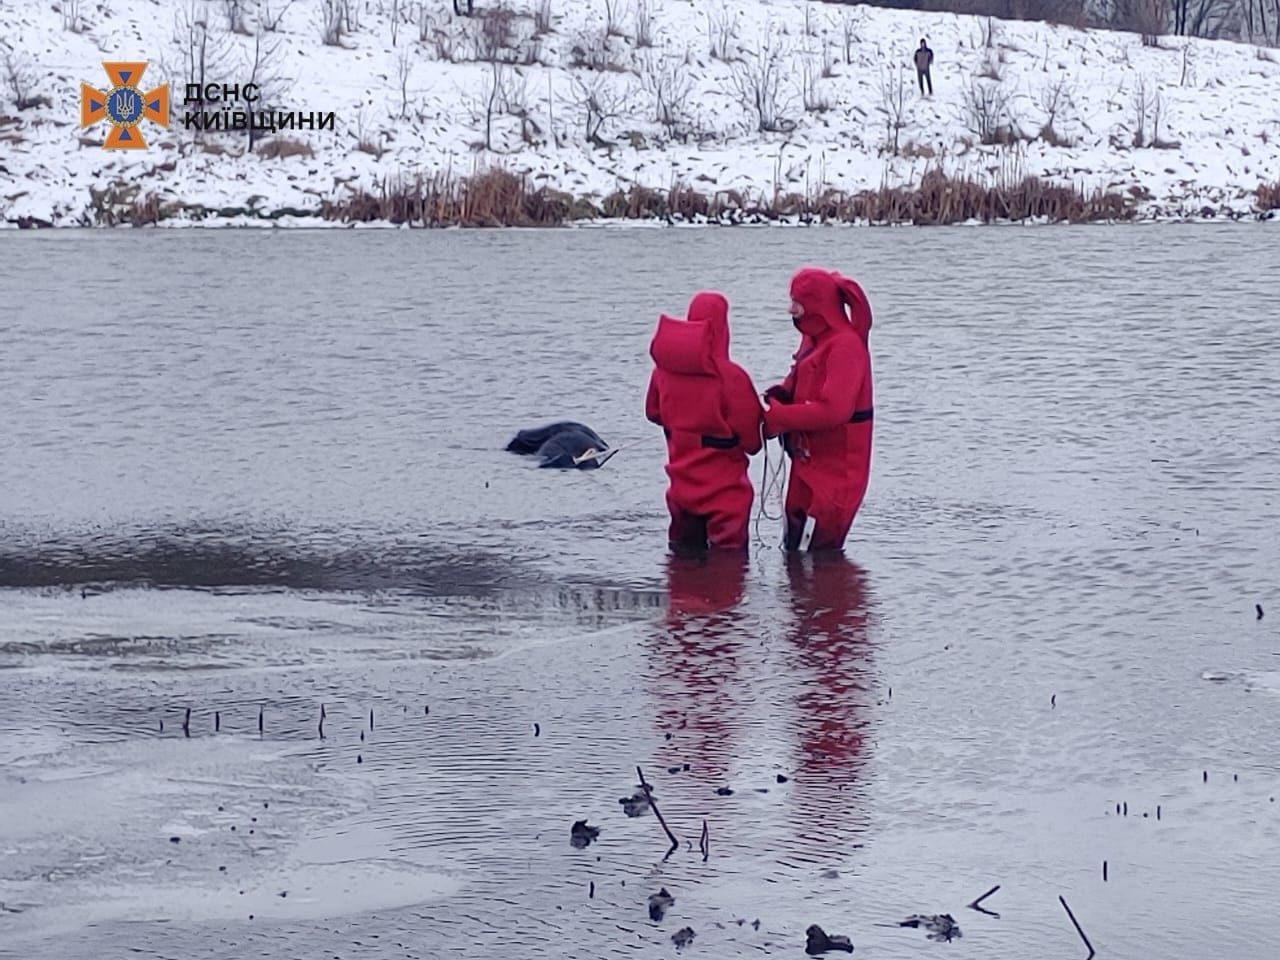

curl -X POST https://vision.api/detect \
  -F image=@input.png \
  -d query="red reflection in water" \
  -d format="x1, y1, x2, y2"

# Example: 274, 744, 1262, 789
782, 553, 876, 839
644, 549, 750, 785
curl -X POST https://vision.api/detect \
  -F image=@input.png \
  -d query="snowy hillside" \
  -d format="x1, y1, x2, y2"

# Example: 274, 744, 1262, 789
1, 0, 1278, 226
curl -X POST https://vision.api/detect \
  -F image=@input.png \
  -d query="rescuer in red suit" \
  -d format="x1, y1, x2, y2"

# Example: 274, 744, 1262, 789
646, 292, 764, 550
763, 268, 874, 553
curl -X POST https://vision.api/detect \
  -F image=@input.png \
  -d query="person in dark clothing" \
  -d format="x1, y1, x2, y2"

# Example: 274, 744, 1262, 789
914, 38, 934, 96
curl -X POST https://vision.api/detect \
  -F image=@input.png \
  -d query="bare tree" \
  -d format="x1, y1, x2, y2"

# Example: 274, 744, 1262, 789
242, 27, 292, 150
878, 64, 909, 155
396, 49, 413, 118
173, 1, 233, 103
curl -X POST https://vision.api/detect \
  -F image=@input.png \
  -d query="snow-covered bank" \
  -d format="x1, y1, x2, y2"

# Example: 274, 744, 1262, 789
1, 0, 1278, 227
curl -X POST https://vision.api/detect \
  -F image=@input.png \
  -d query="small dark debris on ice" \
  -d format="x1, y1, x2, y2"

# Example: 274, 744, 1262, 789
806, 924, 854, 954
672, 926, 696, 949
618, 787, 652, 818
715, 786, 734, 796
648, 887, 675, 921
900, 913, 962, 942
570, 820, 600, 849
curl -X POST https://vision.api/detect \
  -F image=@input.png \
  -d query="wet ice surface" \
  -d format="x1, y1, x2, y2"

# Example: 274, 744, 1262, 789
2, 225, 1279, 958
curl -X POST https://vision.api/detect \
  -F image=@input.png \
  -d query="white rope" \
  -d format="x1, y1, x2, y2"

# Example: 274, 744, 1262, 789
572, 434, 664, 465
753, 424, 788, 548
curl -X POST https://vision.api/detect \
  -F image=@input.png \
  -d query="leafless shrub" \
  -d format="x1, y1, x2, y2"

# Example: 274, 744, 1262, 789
841, 13, 859, 64
350, 108, 385, 157
981, 15, 997, 48
223, 0, 253, 35
571, 73, 628, 147
3, 53, 48, 110
474, 4, 519, 62
388, 0, 402, 45
801, 55, 832, 113
320, 0, 347, 45
707, 4, 738, 61
533, 0, 553, 35
261, 0, 295, 31
901, 140, 936, 159
802, 3, 817, 37
568, 26, 628, 71
638, 49, 692, 132
634, 0, 654, 48
729, 36, 794, 133
60, 0, 88, 32
1132, 74, 1152, 146
603, 0, 626, 38
1257, 180, 1280, 210
878, 64, 908, 155
978, 54, 1004, 81
257, 135, 314, 159
963, 76, 1013, 145
821, 47, 839, 78
1038, 74, 1076, 146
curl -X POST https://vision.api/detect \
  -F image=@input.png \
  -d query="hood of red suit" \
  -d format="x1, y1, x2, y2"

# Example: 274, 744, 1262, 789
789, 268, 873, 343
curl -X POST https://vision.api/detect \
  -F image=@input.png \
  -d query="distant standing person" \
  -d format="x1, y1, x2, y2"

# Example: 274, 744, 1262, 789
914, 38, 934, 96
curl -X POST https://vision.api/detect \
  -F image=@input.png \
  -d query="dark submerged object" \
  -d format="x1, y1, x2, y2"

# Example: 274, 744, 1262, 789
506, 421, 609, 469
569, 819, 600, 849
806, 924, 854, 954
899, 913, 962, 942
619, 786, 652, 818
672, 927, 696, 949
648, 887, 675, 921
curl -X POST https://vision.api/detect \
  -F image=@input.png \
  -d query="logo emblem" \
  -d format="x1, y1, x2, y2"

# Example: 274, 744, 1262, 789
80, 61, 170, 149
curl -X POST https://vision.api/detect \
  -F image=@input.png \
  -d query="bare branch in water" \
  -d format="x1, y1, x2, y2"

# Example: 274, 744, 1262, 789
636, 765, 679, 860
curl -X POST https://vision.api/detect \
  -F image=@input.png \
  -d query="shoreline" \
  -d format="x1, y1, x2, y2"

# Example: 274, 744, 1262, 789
5, 168, 1276, 231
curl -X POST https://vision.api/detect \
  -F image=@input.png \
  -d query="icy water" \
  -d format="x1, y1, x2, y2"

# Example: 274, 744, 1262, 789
0, 224, 1277, 960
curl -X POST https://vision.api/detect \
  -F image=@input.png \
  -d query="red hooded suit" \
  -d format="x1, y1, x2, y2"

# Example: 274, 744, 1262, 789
763, 268, 874, 552
646, 292, 764, 550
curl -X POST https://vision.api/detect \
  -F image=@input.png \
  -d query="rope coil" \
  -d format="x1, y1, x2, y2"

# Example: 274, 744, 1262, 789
753, 424, 788, 547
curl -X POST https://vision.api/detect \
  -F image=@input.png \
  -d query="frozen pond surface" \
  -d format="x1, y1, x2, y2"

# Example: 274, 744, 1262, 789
1, 225, 1278, 959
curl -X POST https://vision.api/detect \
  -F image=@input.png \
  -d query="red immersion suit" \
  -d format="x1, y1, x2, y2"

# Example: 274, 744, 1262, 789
763, 268, 874, 553
645, 292, 764, 550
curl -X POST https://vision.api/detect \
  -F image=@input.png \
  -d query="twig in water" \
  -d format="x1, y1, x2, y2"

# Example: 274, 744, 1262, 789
636, 765, 679, 860
258, 705, 264, 737
967, 884, 1000, 916
1058, 895, 1095, 959
319, 704, 326, 740
699, 819, 709, 862
369, 708, 374, 731
182, 707, 191, 738
215, 710, 220, 732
